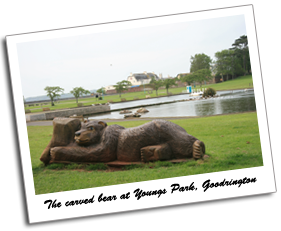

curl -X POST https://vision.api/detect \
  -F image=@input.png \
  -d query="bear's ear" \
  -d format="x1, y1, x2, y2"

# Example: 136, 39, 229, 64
98, 121, 107, 128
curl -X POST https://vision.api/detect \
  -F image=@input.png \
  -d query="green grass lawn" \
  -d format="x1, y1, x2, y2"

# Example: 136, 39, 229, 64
28, 111, 263, 195
202, 75, 253, 91
25, 75, 253, 113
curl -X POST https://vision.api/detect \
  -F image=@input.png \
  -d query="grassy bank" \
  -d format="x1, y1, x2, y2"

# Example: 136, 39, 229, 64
202, 75, 253, 91
25, 75, 253, 113
28, 112, 262, 195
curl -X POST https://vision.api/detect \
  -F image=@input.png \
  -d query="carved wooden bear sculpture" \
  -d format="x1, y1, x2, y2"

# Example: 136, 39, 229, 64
40, 118, 205, 165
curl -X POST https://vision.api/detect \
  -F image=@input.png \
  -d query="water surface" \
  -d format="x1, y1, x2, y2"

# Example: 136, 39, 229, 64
88, 89, 256, 120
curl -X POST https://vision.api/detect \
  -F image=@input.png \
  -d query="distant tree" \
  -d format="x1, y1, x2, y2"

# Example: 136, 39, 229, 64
192, 69, 212, 87
190, 53, 212, 73
215, 50, 233, 80
70, 87, 90, 104
163, 78, 177, 95
180, 73, 194, 86
114, 80, 132, 97
96, 87, 105, 94
228, 49, 244, 79
150, 76, 163, 96
230, 35, 250, 75
213, 45, 246, 81
44, 86, 64, 106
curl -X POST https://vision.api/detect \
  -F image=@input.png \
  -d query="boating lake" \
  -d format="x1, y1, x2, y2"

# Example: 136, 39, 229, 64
88, 89, 256, 120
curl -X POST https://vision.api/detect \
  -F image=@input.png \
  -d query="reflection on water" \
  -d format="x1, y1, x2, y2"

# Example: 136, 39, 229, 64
194, 91, 256, 116
88, 90, 256, 120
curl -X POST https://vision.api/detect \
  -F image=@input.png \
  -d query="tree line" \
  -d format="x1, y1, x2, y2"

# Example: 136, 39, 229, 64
215, 35, 250, 80
131, 35, 251, 94
43, 81, 134, 106
44, 86, 91, 106
179, 35, 251, 86
43, 76, 179, 105
97, 78, 179, 98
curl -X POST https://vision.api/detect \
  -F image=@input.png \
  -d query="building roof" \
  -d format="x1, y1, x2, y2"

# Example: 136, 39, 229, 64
146, 73, 159, 79
176, 73, 192, 79
129, 72, 159, 81
133, 73, 149, 81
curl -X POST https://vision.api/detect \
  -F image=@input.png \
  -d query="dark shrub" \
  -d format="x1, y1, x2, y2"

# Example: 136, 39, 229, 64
203, 87, 216, 97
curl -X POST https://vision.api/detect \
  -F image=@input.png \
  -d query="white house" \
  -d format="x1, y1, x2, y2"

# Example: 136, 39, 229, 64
127, 72, 160, 86
105, 85, 115, 91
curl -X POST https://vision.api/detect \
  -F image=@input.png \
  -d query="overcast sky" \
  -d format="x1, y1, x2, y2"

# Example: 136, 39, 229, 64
17, 14, 247, 98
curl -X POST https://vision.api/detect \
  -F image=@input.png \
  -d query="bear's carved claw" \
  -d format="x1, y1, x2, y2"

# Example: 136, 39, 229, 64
141, 149, 145, 162
141, 144, 172, 162
141, 147, 155, 162
193, 140, 204, 160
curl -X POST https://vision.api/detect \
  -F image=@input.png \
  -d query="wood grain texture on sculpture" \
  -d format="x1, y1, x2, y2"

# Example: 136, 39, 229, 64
40, 117, 205, 165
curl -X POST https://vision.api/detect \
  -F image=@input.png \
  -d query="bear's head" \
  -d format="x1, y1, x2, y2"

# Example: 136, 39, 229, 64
74, 120, 107, 145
